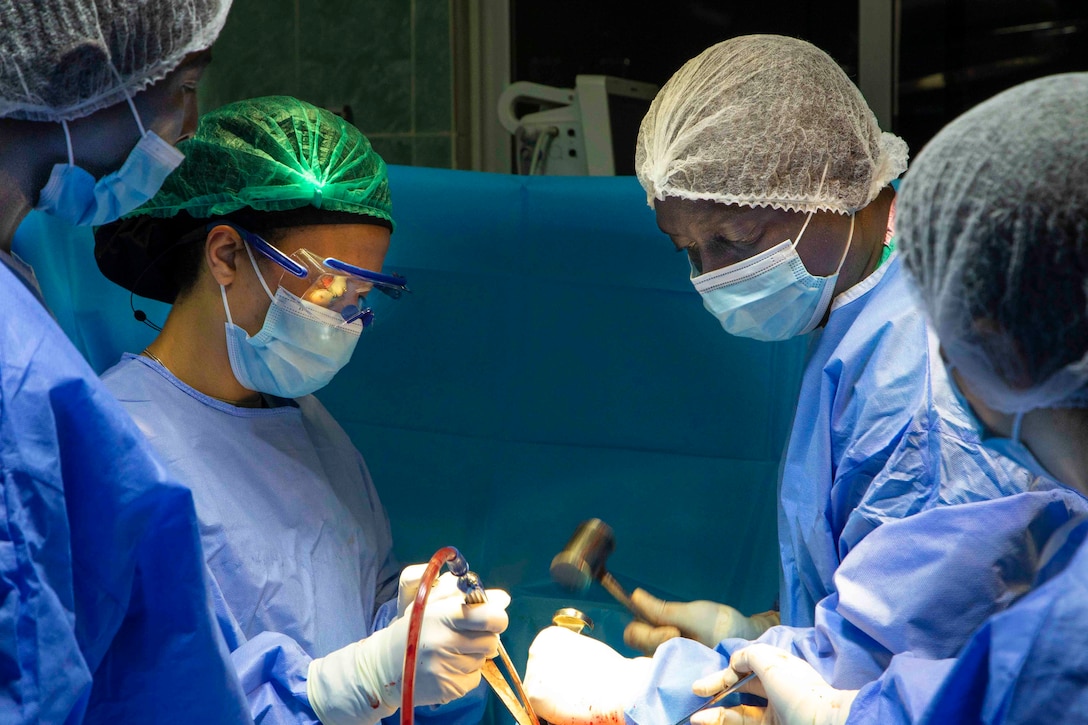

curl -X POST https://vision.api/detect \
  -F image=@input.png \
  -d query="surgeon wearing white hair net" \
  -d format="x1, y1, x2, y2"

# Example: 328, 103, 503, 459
664, 71, 1088, 725
0, 2, 252, 723
523, 35, 1068, 725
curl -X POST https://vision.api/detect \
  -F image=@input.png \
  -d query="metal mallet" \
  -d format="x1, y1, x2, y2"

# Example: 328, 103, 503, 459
550, 518, 661, 625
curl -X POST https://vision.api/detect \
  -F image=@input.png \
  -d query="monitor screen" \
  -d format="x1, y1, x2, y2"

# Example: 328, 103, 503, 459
607, 93, 653, 175
577, 75, 658, 175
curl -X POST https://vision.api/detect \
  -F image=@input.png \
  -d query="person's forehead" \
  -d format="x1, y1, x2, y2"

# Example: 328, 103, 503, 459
276, 223, 390, 264
177, 48, 213, 72
654, 196, 792, 235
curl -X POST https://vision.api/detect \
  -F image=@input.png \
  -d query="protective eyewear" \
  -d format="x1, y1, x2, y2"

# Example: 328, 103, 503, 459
212, 222, 409, 327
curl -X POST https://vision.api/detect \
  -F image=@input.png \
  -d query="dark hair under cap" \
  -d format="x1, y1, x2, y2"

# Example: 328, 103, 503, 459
94, 94, 395, 304
95, 207, 391, 304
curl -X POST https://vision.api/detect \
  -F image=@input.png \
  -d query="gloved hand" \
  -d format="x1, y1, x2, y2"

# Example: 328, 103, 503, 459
395, 563, 461, 618
307, 573, 510, 725
688, 644, 858, 725
524, 626, 653, 725
623, 589, 780, 655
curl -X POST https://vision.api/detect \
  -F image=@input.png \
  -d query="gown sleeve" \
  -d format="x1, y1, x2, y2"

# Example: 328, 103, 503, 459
0, 265, 252, 725
733, 489, 1087, 687
624, 490, 1088, 725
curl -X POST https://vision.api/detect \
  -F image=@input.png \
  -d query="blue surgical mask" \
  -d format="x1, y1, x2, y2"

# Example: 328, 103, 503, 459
36, 92, 183, 227
221, 243, 362, 399
691, 212, 854, 341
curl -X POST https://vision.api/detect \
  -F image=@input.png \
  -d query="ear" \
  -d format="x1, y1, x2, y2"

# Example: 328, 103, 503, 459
205, 224, 245, 287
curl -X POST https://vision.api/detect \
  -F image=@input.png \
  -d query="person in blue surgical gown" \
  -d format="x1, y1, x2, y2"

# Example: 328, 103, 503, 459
0, 2, 254, 723
521, 37, 1086, 725
92, 95, 509, 725
670, 71, 1088, 725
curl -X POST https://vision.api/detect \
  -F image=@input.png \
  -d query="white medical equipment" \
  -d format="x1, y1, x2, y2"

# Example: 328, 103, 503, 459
498, 75, 658, 176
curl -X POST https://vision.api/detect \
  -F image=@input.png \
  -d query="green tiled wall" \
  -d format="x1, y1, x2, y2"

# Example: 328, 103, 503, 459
199, 0, 454, 168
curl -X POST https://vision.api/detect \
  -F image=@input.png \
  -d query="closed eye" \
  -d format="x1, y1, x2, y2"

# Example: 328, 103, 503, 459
708, 233, 742, 247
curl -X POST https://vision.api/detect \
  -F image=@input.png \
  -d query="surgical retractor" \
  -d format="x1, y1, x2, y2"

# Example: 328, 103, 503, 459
550, 519, 662, 625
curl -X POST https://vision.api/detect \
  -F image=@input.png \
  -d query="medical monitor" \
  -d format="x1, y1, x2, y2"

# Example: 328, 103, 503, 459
497, 75, 658, 176
575, 75, 659, 176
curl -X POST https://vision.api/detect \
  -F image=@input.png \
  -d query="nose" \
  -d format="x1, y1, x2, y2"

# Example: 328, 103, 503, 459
178, 95, 200, 142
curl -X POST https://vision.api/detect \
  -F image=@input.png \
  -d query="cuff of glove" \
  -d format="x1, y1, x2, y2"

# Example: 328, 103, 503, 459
744, 610, 780, 639
307, 639, 398, 725
717, 609, 780, 643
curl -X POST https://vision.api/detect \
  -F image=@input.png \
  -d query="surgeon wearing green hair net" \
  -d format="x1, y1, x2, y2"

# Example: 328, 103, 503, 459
94, 96, 509, 725
523, 35, 1055, 725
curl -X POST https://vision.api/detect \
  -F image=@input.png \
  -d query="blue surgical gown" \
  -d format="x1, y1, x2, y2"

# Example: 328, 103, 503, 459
778, 254, 1038, 629
0, 263, 250, 723
101, 354, 485, 724
846, 510, 1088, 724
625, 254, 1061, 723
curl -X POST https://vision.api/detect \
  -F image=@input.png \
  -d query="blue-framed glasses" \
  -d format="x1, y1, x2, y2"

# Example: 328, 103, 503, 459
211, 222, 409, 327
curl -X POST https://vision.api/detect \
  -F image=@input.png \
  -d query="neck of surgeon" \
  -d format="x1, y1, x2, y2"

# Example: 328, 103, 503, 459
950, 367, 1088, 495
146, 234, 268, 407
826, 186, 896, 318
0, 119, 56, 252
1022, 407, 1088, 496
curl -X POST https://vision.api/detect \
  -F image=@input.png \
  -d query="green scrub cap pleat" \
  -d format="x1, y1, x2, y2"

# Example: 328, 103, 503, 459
128, 95, 394, 229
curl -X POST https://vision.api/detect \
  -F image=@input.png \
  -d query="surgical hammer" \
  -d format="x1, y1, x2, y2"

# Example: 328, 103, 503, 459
550, 518, 662, 625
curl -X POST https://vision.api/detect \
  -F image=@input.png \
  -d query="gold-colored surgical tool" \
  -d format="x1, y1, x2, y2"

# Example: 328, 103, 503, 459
482, 652, 539, 725
457, 572, 541, 725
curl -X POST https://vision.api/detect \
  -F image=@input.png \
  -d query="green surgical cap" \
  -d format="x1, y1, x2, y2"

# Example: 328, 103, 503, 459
128, 95, 394, 228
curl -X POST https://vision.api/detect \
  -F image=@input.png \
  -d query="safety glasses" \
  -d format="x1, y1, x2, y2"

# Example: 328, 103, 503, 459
211, 222, 409, 327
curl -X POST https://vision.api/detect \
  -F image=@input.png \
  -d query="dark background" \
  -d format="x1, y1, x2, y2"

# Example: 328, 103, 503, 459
511, 0, 1087, 158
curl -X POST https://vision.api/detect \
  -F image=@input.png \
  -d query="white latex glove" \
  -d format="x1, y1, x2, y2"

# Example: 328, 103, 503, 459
395, 564, 462, 618
524, 626, 653, 725
307, 576, 510, 725
688, 644, 858, 725
623, 588, 780, 655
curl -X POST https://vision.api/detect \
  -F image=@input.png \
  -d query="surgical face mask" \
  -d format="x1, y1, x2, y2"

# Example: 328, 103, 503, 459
221, 243, 362, 399
36, 91, 183, 227
691, 212, 855, 341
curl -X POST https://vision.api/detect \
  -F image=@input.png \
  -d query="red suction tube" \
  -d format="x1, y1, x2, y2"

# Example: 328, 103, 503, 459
401, 546, 466, 725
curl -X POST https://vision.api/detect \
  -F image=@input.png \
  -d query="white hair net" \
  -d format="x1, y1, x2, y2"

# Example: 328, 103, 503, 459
898, 73, 1088, 413
635, 35, 908, 215
0, 0, 232, 122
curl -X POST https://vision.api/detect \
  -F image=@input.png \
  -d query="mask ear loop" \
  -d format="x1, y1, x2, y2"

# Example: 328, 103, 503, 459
791, 159, 831, 252
1011, 411, 1025, 443
834, 213, 856, 275
220, 234, 278, 327
219, 283, 235, 326
110, 66, 148, 138
60, 120, 76, 166
790, 210, 816, 251
241, 240, 277, 301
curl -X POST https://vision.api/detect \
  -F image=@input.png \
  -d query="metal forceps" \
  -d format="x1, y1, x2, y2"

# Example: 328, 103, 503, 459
670, 672, 757, 725
482, 656, 539, 725
457, 572, 541, 725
